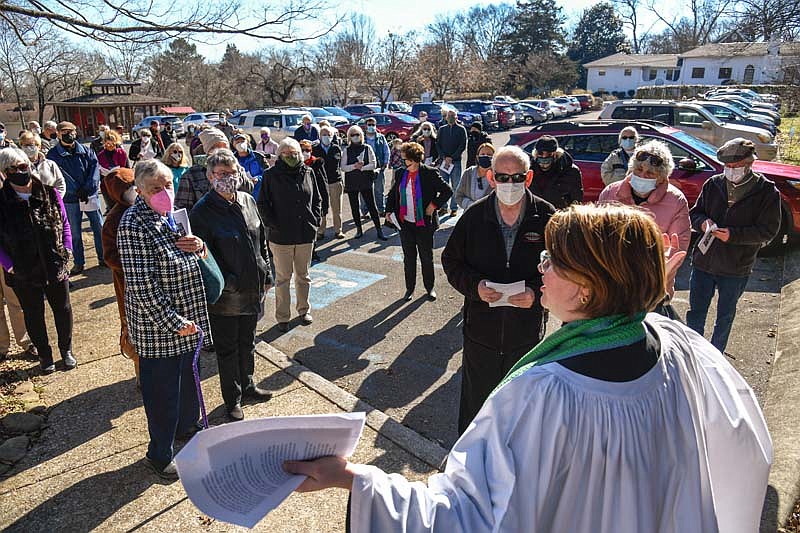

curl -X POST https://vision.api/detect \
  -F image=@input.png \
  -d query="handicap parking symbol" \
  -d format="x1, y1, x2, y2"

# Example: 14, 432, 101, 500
266, 264, 385, 310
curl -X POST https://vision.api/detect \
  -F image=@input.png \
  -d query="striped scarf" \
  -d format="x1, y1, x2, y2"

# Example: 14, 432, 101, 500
491, 312, 647, 397
399, 169, 425, 227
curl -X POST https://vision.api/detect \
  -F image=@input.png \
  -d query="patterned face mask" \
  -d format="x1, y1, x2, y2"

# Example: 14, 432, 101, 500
212, 172, 239, 195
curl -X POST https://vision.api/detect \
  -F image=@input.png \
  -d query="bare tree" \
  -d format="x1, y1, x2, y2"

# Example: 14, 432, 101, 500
312, 14, 372, 106
646, 0, 734, 51
0, 20, 30, 128
417, 15, 468, 99
730, 0, 800, 41
365, 32, 415, 110
458, 4, 516, 62
613, 0, 649, 53
102, 39, 156, 82
19, 36, 85, 125
247, 48, 312, 106
0, 0, 340, 45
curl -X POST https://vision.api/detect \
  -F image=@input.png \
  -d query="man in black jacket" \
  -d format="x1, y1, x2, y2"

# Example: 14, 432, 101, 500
436, 110, 467, 216
312, 126, 345, 239
442, 145, 555, 434
686, 138, 781, 353
258, 138, 322, 333
190, 149, 273, 421
466, 121, 491, 168
529, 135, 583, 209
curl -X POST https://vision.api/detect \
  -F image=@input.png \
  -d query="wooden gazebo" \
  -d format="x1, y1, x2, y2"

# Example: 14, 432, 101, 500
49, 77, 178, 138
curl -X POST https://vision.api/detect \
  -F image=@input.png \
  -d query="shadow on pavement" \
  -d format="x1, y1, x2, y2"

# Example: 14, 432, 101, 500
4, 460, 176, 532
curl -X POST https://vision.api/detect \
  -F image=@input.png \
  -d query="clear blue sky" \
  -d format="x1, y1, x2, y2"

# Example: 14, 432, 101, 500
194, 0, 676, 60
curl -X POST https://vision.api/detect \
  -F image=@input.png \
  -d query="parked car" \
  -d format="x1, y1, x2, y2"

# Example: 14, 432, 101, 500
552, 96, 581, 115
492, 103, 517, 129
410, 102, 470, 125
344, 104, 381, 117
572, 94, 592, 111
364, 101, 412, 114
520, 100, 554, 121
508, 119, 800, 248
131, 115, 185, 139
335, 112, 419, 141
231, 108, 308, 142
448, 100, 499, 130
705, 88, 780, 108
323, 106, 359, 122
182, 112, 221, 130
544, 99, 569, 118
290, 106, 349, 126
707, 95, 781, 125
690, 100, 777, 135
599, 100, 777, 160
518, 103, 548, 124
493, 95, 518, 104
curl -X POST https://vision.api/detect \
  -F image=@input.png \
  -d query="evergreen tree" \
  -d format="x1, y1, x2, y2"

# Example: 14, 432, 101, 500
499, 0, 566, 62
567, 2, 629, 88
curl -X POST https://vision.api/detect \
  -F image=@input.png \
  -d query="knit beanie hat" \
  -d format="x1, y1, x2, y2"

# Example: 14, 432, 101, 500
199, 128, 229, 154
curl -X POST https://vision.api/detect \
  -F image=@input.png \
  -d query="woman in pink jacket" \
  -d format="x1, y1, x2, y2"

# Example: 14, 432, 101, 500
598, 139, 690, 318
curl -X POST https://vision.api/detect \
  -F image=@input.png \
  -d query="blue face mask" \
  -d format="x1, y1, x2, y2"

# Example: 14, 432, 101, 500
536, 156, 553, 168
629, 173, 658, 196
366, 125, 376, 134
621, 138, 636, 151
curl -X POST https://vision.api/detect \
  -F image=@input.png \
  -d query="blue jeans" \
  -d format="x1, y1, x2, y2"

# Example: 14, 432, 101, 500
686, 267, 749, 353
442, 161, 462, 211
361, 169, 386, 214
64, 202, 104, 266
139, 351, 200, 466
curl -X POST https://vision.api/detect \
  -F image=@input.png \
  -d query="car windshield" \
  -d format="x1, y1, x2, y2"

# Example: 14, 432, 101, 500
285, 114, 305, 127
309, 108, 332, 117
669, 130, 720, 162
394, 113, 418, 124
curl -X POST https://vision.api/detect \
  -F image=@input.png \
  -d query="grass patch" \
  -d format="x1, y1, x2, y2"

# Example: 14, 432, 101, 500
778, 115, 800, 165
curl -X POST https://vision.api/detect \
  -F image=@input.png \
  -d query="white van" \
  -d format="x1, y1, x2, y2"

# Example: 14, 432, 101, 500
231, 109, 309, 142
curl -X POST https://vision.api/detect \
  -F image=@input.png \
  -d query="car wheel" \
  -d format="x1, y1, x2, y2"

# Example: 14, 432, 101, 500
385, 132, 398, 141
524, 116, 533, 125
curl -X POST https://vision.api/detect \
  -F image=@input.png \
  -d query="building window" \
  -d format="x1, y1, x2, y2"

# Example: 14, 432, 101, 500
718, 67, 732, 79
744, 64, 755, 84
598, 70, 606, 76
624, 68, 632, 76
691, 67, 705, 79
666, 69, 680, 81
648, 69, 657, 80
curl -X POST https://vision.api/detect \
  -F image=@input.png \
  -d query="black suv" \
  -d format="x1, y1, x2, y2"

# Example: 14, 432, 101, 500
448, 100, 500, 130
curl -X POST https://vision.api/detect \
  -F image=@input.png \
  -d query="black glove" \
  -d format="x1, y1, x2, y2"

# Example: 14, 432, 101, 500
77, 189, 90, 203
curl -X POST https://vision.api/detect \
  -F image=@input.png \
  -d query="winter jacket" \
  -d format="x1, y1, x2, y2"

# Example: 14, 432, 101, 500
341, 143, 377, 192
0, 178, 72, 288
312, 143, 343, 184
365, 132, 390, 168
454, 165, 492, 210
128, 138, 164, 162
257, 158, 322, 245
529, 148, 583, 209
598, 178, 691, 252
46, 141, 100, 203
689, 172, 781, 277
294, 124, 320, 143
236, 150, 268, 199
191, 190, 272, 316
97, 147, 131, 172
385, 164, 453, 229
117, 196, 213, 358
32, 155, 66, 198
436, 123, 468, 161
442, 190, 555, 354
160, 129, 176, 149
466, 130, 492, 167
411, 135, 439, 164
175, 164, 254, 212
600, 147, 632, 185
306, 156, 330, 215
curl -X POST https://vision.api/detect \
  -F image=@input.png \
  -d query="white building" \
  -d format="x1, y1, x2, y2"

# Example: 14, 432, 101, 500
584, 53, 680, 95
584, 41, 800, 94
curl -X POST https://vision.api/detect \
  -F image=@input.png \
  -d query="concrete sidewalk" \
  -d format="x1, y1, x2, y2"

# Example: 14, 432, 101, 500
0, 342, 441, 531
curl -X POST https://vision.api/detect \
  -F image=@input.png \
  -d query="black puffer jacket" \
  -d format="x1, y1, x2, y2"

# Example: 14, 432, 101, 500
690, 172, 781, 277
0, 178, 71, 288
442, 190, 555, 354
257, 159, 322, 245
190, 190, 272, 316
312, 143, 343, 185
529, 148, 583, 209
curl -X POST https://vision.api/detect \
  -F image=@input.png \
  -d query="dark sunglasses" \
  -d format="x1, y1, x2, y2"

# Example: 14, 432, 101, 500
635, 151, 664, 167
494, 173, 527, 183
621, 136, 636, 140
6, 163, 30, 172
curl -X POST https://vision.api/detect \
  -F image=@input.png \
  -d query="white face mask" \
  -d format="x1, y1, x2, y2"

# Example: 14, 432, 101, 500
629, 173, 658, 195
724, 165, 749, 184
170, 152, 182, 163
141, 136, 151, 145
422, 130, 431, 137
21, 144, 38, 159
302, 151, 312, 160
122, 187, 138, 205
236, 141, 248, 153
320, 135, 331, 145
495, 182, 526, 205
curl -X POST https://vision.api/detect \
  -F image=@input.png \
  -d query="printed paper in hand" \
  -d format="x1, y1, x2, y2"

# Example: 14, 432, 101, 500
172, 208, 192, 237
439, 160, 454, 175
486, 280, 526, 307
175, 412, 366, 528
79, 195, 100, 212
697, 222, 718, 254
424, 157, 433, 166
386, 212, 400, 229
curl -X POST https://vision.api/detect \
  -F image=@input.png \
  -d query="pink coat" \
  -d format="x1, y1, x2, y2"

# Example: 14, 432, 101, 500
598, 178, 691, 252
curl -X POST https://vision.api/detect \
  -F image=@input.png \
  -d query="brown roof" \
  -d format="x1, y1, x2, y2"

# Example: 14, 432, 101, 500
48, 93, 177, 107
583, 52, 679, 69
679, 42, 800, 58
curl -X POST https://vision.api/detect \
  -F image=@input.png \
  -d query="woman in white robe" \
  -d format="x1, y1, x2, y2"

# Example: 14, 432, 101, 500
284, 202, 772, 533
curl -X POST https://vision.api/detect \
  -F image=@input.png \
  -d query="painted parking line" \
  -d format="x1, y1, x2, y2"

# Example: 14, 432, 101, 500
266, 263, 386, 309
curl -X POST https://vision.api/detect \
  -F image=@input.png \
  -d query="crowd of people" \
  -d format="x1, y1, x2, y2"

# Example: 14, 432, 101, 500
0, 111, 780, 528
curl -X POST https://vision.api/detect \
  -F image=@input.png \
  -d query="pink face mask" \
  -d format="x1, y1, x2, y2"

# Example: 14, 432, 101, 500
148, 187, 174, 215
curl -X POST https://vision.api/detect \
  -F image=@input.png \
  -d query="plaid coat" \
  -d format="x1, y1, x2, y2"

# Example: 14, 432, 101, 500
117, 196, 212, 358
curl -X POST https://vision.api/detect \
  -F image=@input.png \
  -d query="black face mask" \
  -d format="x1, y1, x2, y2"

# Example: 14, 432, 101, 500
61, 133, 75, 145
49, 133, 58, 140
7, 171, 31, 186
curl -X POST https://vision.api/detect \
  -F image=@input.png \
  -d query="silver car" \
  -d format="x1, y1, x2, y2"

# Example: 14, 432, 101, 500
232, 109, 309, 142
